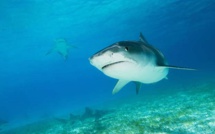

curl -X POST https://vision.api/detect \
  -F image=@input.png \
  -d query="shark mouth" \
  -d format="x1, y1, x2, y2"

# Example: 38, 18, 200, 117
102, 61, 126, 70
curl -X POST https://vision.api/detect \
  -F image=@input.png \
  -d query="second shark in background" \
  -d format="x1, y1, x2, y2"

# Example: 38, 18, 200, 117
47, 39, 76, 60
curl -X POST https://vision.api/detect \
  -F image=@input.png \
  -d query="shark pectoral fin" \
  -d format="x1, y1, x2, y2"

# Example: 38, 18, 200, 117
159, 65, 196, 71
69, 45, 78, 49
134, 82, 142, 94
46, 49, 53, 55
112, 80, 130, 94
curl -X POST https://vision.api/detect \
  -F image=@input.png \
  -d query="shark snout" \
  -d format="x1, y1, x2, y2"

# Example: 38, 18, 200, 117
89, 53, 100, 62
89, 51, 115, 69
89, 51, 113, 62
89, 56, 93, 61
89, 54, 99, 64
89, 53, 103, 66
89, 56, 94, 65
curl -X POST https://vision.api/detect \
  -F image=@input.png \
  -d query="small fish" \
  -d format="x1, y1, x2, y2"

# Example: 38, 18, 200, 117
89, 33, 195, 94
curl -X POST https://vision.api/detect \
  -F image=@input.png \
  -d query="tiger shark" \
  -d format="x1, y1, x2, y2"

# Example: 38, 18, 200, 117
89, 33, 195, 94
46, 39, 75, 60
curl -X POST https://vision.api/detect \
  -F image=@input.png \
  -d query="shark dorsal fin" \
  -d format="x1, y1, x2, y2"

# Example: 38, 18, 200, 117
139, 32, 149, 44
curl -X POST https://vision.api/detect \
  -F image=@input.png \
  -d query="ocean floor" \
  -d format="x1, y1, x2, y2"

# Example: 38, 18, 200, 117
1, 79, 215, 134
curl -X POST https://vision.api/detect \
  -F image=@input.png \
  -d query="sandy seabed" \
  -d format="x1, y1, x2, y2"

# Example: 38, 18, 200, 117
1, 79, 215, 134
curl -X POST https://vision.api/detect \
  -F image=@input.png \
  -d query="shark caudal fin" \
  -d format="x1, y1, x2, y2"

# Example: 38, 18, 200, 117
159, 65, 197, 71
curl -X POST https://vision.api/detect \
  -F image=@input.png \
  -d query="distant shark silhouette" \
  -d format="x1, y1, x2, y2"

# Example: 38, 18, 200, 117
89, 33, 196, 94
46, 39, 76, 60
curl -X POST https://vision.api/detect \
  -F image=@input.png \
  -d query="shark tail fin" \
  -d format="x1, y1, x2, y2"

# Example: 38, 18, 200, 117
64, 55, 68, 61
160, 65, 197, 71
139, 32, 149, 44
112, 80, 130, 94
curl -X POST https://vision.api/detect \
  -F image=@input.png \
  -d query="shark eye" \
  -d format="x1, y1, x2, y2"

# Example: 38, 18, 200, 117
125, 47, 129, 51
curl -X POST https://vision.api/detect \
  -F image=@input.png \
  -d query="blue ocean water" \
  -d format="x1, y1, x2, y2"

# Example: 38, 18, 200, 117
0, 0, 215, 133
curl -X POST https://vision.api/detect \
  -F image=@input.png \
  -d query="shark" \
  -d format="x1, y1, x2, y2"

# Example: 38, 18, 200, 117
46, 39, 75, 60
89, 33, 195, 94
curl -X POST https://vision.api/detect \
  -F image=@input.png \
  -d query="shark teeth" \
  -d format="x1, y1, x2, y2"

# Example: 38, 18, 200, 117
102, 61, 126, 70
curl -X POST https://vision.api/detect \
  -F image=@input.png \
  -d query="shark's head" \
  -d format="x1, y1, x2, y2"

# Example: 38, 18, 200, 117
89, 41, 149, 80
